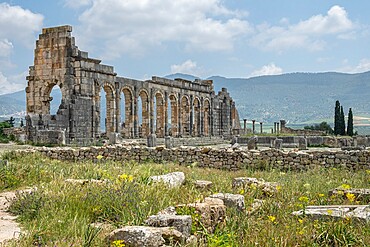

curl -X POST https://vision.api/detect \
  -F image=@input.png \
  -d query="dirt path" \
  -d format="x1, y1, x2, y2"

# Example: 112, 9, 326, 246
0, 191, 20, 245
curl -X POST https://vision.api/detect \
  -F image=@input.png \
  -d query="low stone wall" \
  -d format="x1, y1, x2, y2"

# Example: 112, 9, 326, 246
20, 145, 370, 171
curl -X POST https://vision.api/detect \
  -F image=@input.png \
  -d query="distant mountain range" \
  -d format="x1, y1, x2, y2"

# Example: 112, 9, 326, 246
1, 71, 370, 128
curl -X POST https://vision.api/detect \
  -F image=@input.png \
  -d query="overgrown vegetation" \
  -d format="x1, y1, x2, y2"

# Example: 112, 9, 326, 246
0, 121, 12, 143
1, 152, 370, 246
304, 121, 333, 134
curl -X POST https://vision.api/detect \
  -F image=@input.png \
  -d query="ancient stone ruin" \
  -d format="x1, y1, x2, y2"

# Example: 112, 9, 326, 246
25, 25, 241, 145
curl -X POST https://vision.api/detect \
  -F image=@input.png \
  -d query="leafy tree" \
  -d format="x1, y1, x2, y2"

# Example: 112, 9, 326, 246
347, 108, 354, 136
304, 121, 333, 134
334, 100, 340, 135
340, 106, 346, 135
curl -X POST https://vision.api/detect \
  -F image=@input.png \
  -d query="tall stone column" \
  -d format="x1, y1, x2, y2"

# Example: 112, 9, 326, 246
252, 120, 256, 134
189, 95, 194, 136
274, 122, 277, 134
164, 92, 169, 136
178, 94, 182, 137
149, 90, 154, 135
260, 122, 263, 134
277, 122, 280, 134
115, 91, 121, 133
200, 98, 204, 136
133, 96, 139, 138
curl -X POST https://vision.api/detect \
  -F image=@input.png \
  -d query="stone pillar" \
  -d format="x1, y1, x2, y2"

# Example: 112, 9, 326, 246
277, 122, 280, 134
150, 90, 154, 135
243, 119, 247, 134
165, 136, 173, 149
274, 138, 283, 149
178, 94, 182, 137
147, 134, 157, 147
164, 92, 169, 136
260, 122, 263, 134
189, 95, 193, 136
252, 120, 256, 134
280, 120, 286, 132
199, 98, 204, 136
133, 96, 139, 138
115, 90, 121, 133
271, 128, 274, 134
274, 122, 277, 134
298, 137, 307, 150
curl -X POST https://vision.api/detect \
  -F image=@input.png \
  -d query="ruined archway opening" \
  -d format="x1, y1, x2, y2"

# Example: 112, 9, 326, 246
99, 89, 107, 133
49, 84, 63, 116
98, 84, 115, 136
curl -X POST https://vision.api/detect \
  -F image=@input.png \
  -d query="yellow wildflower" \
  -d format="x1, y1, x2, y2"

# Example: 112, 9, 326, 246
318, 193, 325, 197
268, 215, 276, 223
327, 209, 333, 215
298, 219, 304, 224
366, 170, 370, 175
119, 174, 128, 180
111, 240, 125, 247
239, 189, 245, 194
346, 193, 356, 202
340, 184, 351, 190
299, 196, 309, 203
128, 175, 134, 182
96, 154, 104, 160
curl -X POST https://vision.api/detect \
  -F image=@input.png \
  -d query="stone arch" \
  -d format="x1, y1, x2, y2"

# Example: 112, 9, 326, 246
168, 93, 178, 136
180, 95, 190, 136
95, 81, 116, 135
41, 80, 65, 115
138, 89, 150, 137
193, 97, 201, 136
203, 98, 211, 136
154, 91, 165, 137
120, 86, 134, 137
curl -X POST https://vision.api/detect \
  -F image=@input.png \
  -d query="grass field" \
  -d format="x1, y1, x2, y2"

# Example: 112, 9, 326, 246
1, 151, 370, 246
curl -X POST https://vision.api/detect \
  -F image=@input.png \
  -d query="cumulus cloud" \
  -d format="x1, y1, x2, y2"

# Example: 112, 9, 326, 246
0, 71, 27, 95
340, 59, 370, 73
250, 5, 355, 53
171, 60, 200, 75
249, 63, 283, 77
0, 3, 43, 47
75, 0, 251, 59
64, 0, 93, 9
0, 39, 13, 57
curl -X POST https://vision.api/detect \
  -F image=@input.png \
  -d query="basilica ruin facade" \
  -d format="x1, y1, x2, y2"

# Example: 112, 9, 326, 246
25, 25, 241, 145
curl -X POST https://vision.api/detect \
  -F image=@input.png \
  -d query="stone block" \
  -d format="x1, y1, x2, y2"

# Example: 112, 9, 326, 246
209, 193, 245, 211
145, 215, 192, 237
147, 134, 157, 147
193, 180, 213, 190
149, 172, 185, 188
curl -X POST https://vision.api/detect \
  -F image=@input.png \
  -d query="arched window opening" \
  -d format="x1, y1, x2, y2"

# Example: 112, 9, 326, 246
49, 85, 63, 115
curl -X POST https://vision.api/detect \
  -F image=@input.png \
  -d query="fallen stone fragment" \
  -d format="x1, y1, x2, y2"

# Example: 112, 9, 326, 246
209, 193, 245, 211
177, 198, 225, 234
329, 188, 370, 201
108, 226, 184, 247
157, 206, 177, 216
247, 199, 264, 215
145, 215, 192, 237
292, 205, 370, 222
149, 172, 185, 188
232, 177, 280, 195
193, 180, 213, 190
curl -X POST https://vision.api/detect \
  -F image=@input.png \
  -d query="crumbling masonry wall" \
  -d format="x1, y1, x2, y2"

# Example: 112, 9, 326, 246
26, 26, 241, 145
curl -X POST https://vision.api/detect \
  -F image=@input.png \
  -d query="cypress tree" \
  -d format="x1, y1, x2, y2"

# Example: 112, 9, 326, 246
347, 108, 354, 136
340, 106, 346, 135
334, 100, 340, 135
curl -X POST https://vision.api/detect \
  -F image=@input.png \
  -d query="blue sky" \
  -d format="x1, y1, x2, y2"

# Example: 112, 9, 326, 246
1, 0, 370, 94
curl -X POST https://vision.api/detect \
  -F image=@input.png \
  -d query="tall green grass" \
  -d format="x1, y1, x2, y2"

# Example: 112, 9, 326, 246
1, 151, 370, 246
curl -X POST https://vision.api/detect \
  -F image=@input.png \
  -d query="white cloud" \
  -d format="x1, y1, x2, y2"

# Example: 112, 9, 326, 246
0, 3, 43, 47
0, 39, 13, 57
0, 71, 27, 95
250, 5, 355, 53
171, 60, 199, 75
64, 0, 93, 9
340, 59, 370, 73
75, 0, 251, 59
250, 63, 283, 77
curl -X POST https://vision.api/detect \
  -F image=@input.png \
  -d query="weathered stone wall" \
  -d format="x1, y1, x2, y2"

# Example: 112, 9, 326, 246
26, 25, 240, 145
21, 145, 370, 171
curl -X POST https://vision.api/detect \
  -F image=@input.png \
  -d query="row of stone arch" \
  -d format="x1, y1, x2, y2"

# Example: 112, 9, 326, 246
97, 83, 212, 138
